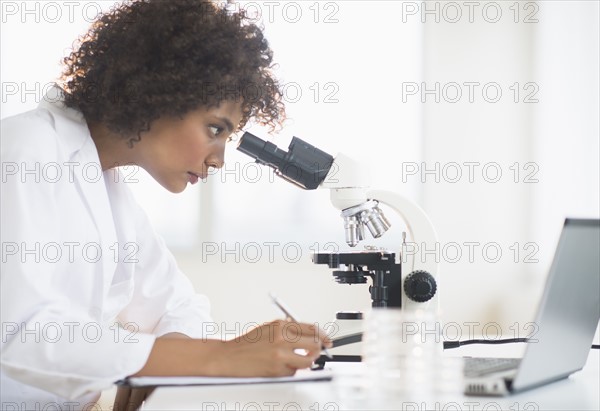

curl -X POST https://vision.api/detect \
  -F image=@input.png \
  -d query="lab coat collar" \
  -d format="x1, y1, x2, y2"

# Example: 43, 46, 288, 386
38, 84, 91, 160
39, 84, 119, 304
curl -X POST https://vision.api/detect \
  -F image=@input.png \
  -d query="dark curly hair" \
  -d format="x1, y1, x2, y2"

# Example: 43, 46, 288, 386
60, 0, 285, 142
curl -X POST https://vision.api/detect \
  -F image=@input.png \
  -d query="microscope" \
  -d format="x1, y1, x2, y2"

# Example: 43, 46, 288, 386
237, 132, 440, 362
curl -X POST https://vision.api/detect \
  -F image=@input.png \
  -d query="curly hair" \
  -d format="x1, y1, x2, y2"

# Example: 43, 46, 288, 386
60, 0, 285, 141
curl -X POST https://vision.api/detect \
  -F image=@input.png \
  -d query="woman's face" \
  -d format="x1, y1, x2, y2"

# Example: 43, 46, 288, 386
137, 100, 243, 193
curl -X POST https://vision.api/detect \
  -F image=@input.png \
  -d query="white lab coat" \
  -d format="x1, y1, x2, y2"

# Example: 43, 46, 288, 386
0, 87, 212, 409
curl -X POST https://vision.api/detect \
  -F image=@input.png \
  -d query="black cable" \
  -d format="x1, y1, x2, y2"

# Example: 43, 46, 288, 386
333, 333, 600, 350
443, 339, 600, 350
443, 338, 529, 349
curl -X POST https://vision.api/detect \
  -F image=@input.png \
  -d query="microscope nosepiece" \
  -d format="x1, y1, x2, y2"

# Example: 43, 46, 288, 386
343, 215, 365, 247
341, 201, 391, 247
361, 206, 391, 238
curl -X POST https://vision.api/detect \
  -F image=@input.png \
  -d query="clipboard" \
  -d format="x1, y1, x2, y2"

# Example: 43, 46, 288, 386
117, 368, 333, 388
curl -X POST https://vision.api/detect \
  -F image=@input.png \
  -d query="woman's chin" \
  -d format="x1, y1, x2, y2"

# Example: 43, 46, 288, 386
159, 178, 187, 194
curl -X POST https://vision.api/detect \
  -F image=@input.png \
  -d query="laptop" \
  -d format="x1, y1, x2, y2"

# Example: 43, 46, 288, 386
464, 218, 600, 396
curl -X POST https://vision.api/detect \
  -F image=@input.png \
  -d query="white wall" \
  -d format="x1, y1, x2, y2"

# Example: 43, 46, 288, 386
422, 0, 599, 333
422, 1, 538, 327
531, 1, 600, 262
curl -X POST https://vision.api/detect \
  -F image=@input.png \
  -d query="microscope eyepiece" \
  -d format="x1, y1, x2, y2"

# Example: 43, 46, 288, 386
237, 132, 334, 190
237, 132, 287, 167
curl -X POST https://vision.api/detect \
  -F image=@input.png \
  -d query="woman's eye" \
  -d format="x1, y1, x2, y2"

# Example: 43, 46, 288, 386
209, 125, 223, 137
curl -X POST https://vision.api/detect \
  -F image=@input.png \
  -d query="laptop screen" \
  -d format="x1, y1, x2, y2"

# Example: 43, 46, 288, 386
512, 218, 600, 391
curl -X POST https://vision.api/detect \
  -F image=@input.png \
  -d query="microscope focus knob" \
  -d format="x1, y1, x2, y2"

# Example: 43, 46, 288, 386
404, 270, 437, 302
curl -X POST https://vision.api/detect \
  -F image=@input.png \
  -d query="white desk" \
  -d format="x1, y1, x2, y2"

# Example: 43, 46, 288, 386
143, 347, 599, 410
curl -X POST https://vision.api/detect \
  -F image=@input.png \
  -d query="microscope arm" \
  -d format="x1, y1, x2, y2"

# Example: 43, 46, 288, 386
366, 189, 438, 275
367, 189, 440, 312
319, 151, 440, 312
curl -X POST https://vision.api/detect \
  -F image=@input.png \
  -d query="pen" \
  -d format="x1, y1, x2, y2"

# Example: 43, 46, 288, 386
269, 292, 333, 360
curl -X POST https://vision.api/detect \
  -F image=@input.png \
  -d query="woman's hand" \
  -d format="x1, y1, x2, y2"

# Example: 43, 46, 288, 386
211, 320, 333, 377
133, 320, 332, 378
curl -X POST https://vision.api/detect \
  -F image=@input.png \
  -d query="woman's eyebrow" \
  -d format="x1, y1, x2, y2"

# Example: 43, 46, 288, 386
213, 116, 235, 134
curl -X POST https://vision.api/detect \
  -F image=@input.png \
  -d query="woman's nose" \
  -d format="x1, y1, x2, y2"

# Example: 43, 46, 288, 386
205, 152, 225, 170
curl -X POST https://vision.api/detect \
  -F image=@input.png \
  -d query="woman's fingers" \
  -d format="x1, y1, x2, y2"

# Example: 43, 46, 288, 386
230, 319, 333, 376
268, 321, 331, 370
269, 320, 333, 348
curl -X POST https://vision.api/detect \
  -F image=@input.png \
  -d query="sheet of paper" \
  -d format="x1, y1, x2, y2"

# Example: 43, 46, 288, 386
121, 369, 333, 387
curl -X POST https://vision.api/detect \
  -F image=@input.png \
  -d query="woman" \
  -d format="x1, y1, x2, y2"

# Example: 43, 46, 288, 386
0, 1, 331, 408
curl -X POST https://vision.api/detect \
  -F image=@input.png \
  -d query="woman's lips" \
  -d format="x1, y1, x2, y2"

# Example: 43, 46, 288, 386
188, 172, 200, 184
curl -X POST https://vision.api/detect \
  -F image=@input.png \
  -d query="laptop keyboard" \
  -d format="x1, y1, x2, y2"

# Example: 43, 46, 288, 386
464, 358, 521, 378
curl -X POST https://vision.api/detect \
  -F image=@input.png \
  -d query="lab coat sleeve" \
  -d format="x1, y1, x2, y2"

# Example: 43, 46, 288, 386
116, 188, 213, 339
0, 113, 156, 400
